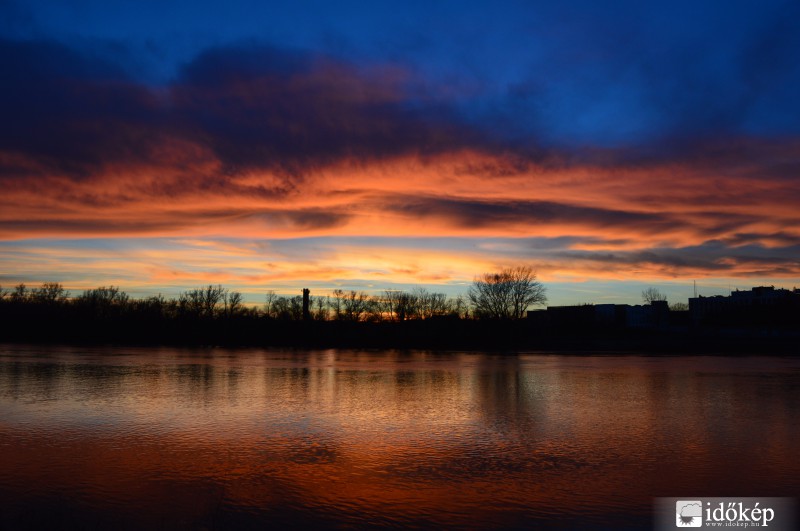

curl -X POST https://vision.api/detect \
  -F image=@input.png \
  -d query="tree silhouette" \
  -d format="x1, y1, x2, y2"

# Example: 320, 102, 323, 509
331, 289, 370, 321
264, 290, 278, 318
412, 287, 449, 319
312, 295, 330, 321
77, 286, 130, 319
288, 295, 304, 320
31, 282, 69, 304
179, 285, 225, 318
641, 287, 667, 304
11, 283, 29, 303
468, 266, 547, 319
223, 290, 244, 318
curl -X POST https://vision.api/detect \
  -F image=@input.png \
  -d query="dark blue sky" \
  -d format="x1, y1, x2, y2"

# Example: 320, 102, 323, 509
5, 0, 798, 148
1, 0, 799, 303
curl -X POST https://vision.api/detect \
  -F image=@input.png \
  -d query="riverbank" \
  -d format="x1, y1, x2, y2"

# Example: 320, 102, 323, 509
2, 316, 797, 354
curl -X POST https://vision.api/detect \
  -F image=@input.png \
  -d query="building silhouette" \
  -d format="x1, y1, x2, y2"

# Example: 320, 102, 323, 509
689, 286, 800, 326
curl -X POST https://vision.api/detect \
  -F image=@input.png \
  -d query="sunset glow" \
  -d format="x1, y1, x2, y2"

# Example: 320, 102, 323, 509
2, 1, 799, 305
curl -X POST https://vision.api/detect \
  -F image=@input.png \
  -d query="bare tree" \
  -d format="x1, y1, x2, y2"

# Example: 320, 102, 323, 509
641, 287, 667, 304
448, 294, 469, 319
264, 290, 278, 318
31, 282, 69, 304
223, 290, 244, 318
396, 290, 418, 320
179, 285, 226, 318
263, 295, 303, 320
331, 289, 345, 320
428, 292, 449, 318
344, 290, 370, 321
288, 295, 304, 320
10, 283, 28, 303
365, 295, 387, 322
384, 288, 457, 320
312, 295, 330, 321
136, 294, 170, 318
270, 296, 288, 319
79, 286, 129, 305
468, 266, 547, 319
329, 289, 371, 321
412, 287, 449, 319
78, 286, 130, 319
383, 290, 399, 321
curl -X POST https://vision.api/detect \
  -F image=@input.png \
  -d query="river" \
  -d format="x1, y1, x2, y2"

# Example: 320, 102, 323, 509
1, 345, 798, 529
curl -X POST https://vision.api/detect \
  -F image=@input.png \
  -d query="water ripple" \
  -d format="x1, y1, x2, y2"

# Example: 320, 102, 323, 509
1, 345, 799, 529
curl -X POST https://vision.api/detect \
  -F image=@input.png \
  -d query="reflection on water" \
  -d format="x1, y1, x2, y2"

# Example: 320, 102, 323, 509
1, 345, 799, 529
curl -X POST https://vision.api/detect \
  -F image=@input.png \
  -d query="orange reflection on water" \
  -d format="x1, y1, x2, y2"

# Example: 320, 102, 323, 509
1, 347, 799, 529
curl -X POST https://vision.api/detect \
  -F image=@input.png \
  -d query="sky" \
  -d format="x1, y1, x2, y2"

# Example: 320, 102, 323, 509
1, 0, 799, 306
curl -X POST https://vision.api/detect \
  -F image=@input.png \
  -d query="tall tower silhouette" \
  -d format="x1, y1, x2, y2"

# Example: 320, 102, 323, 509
302, 289, 310, 321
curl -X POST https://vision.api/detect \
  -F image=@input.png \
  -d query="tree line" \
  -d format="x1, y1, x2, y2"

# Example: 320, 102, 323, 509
0, 266, 546, 323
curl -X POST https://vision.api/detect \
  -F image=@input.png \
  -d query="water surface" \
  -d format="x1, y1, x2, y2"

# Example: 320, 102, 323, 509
1, 345, 798, 529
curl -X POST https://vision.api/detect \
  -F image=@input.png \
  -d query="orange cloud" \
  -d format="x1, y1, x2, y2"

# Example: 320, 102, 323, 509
2, 144, 800, 296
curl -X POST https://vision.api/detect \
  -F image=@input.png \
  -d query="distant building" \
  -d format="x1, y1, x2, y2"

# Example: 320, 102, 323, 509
525, 286, 798, 334
689, 286, 800, 326
688, 295, 728, 323
528, 300, 671, 330
544, 305, 596, 329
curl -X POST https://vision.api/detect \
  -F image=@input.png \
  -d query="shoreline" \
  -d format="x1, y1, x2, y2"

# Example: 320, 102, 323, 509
2, 320, 797, 355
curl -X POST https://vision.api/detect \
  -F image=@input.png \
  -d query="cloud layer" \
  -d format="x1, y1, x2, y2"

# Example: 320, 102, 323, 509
1, 2, 799, 299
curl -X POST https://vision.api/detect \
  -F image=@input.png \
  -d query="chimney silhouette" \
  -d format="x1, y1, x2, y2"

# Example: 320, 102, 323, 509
302, 288, 310, 321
